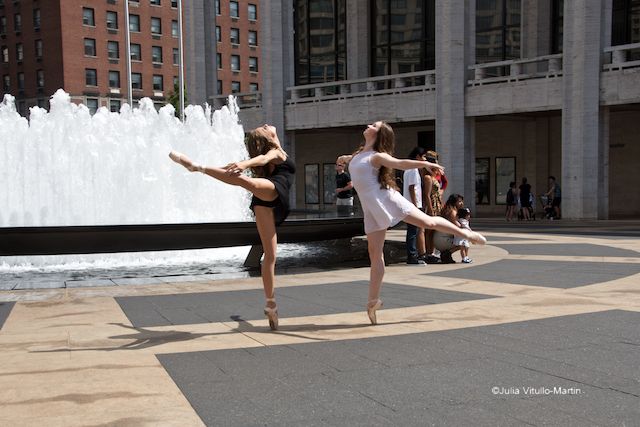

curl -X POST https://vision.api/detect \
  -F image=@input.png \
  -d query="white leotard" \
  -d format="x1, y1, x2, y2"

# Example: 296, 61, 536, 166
349, 150, 415, 234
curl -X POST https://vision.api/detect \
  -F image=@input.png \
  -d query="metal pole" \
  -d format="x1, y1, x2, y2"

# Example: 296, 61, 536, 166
124, 0, 133, 107
178, 0, 185, 121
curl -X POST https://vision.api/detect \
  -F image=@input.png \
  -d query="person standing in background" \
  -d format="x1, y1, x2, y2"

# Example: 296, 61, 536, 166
519, 177, 532, 221
335, 160, 354, 216
403, 147, 427, 265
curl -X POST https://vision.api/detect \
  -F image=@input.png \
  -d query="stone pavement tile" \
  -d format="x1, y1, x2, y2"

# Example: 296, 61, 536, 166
493, 243, 639, 257
65, 279, 115, 288
0, 301, 15, 330
0, 282, 17, 290
13, 280, 65, 290
156, 352, 232, 384
111, 277, 163, 286
424, 259, 640, 288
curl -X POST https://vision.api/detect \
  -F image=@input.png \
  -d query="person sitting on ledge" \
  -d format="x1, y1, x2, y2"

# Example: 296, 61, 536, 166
169, 124, 294, 331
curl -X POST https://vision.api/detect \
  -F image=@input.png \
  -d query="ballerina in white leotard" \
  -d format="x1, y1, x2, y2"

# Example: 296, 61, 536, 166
338, 121, 487, 325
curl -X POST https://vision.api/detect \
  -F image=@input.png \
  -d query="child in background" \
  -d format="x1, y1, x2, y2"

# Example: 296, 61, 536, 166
455, 208, 473, 263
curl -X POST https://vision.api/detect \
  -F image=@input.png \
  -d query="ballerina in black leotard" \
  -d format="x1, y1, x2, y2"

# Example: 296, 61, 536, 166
169, 124, 294, 330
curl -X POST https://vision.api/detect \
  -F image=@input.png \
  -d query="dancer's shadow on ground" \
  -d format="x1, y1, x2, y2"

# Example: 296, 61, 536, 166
30, 316, 432, 353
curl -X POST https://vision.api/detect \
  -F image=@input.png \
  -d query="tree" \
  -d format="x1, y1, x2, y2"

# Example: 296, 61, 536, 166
167, 83, 187, 118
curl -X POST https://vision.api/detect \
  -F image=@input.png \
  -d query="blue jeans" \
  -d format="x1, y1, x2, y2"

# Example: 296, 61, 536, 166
406, 223, 419, 260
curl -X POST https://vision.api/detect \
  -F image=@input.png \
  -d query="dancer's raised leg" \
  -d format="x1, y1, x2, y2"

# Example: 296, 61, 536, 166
255, 206, 279, 330
404, 208, 487, 245
169, 151, 278, 202
366, 228, 386, 324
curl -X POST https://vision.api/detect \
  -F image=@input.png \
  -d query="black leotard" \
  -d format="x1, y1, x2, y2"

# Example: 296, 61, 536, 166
250, 157, 296, 226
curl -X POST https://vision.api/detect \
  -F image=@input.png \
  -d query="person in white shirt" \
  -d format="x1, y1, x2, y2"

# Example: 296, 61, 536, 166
402, 147, 427, 264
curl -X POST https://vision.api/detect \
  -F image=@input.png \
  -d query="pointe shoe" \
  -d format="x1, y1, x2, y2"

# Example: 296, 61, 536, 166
469, 231, 487, 245
264, 298, 278, 331
169, 151, 203, 172
367, 299, 383, 325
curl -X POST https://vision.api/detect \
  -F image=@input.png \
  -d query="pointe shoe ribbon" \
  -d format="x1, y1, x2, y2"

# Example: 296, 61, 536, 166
367, 299, 383, 325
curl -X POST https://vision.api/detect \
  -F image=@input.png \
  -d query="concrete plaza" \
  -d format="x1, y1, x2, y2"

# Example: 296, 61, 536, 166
0, 221, 639, 426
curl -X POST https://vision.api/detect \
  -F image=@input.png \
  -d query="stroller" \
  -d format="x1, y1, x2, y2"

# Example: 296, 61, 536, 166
540, 195, 557, 219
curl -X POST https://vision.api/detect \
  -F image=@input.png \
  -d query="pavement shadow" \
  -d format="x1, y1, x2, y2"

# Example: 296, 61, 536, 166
30, 317, 432, 353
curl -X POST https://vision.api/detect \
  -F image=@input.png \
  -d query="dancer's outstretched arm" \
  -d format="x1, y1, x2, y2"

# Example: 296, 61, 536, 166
224, 148, 286, 175
373, 152, 443, 174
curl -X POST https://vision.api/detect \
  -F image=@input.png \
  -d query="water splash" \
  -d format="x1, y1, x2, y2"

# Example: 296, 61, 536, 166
0, 89, 252, 226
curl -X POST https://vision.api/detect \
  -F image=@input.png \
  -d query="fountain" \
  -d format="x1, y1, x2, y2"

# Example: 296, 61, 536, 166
0, 89, 252, 227
0, 90, 257, 282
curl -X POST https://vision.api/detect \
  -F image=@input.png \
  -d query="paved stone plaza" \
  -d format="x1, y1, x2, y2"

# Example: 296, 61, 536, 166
0, 221, 639, 426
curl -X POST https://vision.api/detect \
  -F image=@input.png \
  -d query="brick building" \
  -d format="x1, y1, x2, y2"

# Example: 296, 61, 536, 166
1, 0, 183, 115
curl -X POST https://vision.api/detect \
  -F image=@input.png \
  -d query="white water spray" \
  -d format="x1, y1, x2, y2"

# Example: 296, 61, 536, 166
0, 89, 252, 227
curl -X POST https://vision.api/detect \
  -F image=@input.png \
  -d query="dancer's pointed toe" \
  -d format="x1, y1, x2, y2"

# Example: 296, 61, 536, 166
367, 299, 383, 325
264, 298, 279, 331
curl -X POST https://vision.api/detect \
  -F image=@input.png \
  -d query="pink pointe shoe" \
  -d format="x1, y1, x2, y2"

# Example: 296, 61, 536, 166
264, 298, 278, 331
169, 151, 203, 172
367, 299, 383, 325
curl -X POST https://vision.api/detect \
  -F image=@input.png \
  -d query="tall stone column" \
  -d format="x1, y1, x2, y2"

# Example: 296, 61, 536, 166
436, 1, 475, 208
561, 0, 610, 219
347, 0, 370, 79
260, 0, 296, 204
183, 0, 216, 106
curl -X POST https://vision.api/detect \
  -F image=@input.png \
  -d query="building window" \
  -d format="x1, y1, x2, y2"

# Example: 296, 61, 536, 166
230, 28, 240, 44
369, 0, 434, 77
249, 82, 258, 92
17, 72, 25, 91
16, 43, 23, 61
294, 0, 347, 85
110, 99, 121, 112
132, 72, 142, 89
108, 41, 119, 59
476, 0, 521, 73
3, 75, 10, 92
107, 11, 118, 30
14, 13, 22, 32
217, 52, 222, 69
248, 4, 257, 20
612, 0, 640, 61
217, 79, 222, 93
85, 68, 98, 86
109, 70, 120, 88
231, 54, 240, 71
84, 38, 97, 56
249, 56, 258, 72
152, 46, 163, 63
230, 1, 239, 18
0, 17, 6, 36
1, 46, 8, 63
86, 98, 99, 115
173, 48, 179, 65
172, 20, 178, 37
36, 70, 44, 89
129, 14, 140, 32
153, 74, 163, 91
37, 98, 48, 109
215, 0, 221, 15
151, 0, 161, 6
171, 0, 178, 8
216, 26, 221, 42
35, 39, 43, 59
83, 8, 95, 26
231, 81, 240, 93
151, 17, 162, 35
33, 9, 41, 30
248, 30, 258, 46
131, 43, 141, 60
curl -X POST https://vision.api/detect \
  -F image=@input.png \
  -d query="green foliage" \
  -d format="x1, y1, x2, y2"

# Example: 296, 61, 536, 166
167, 83, 187, 117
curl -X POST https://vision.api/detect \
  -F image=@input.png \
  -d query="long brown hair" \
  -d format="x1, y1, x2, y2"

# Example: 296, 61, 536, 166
246, 127, 280, 177
353, 121, 398, 190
